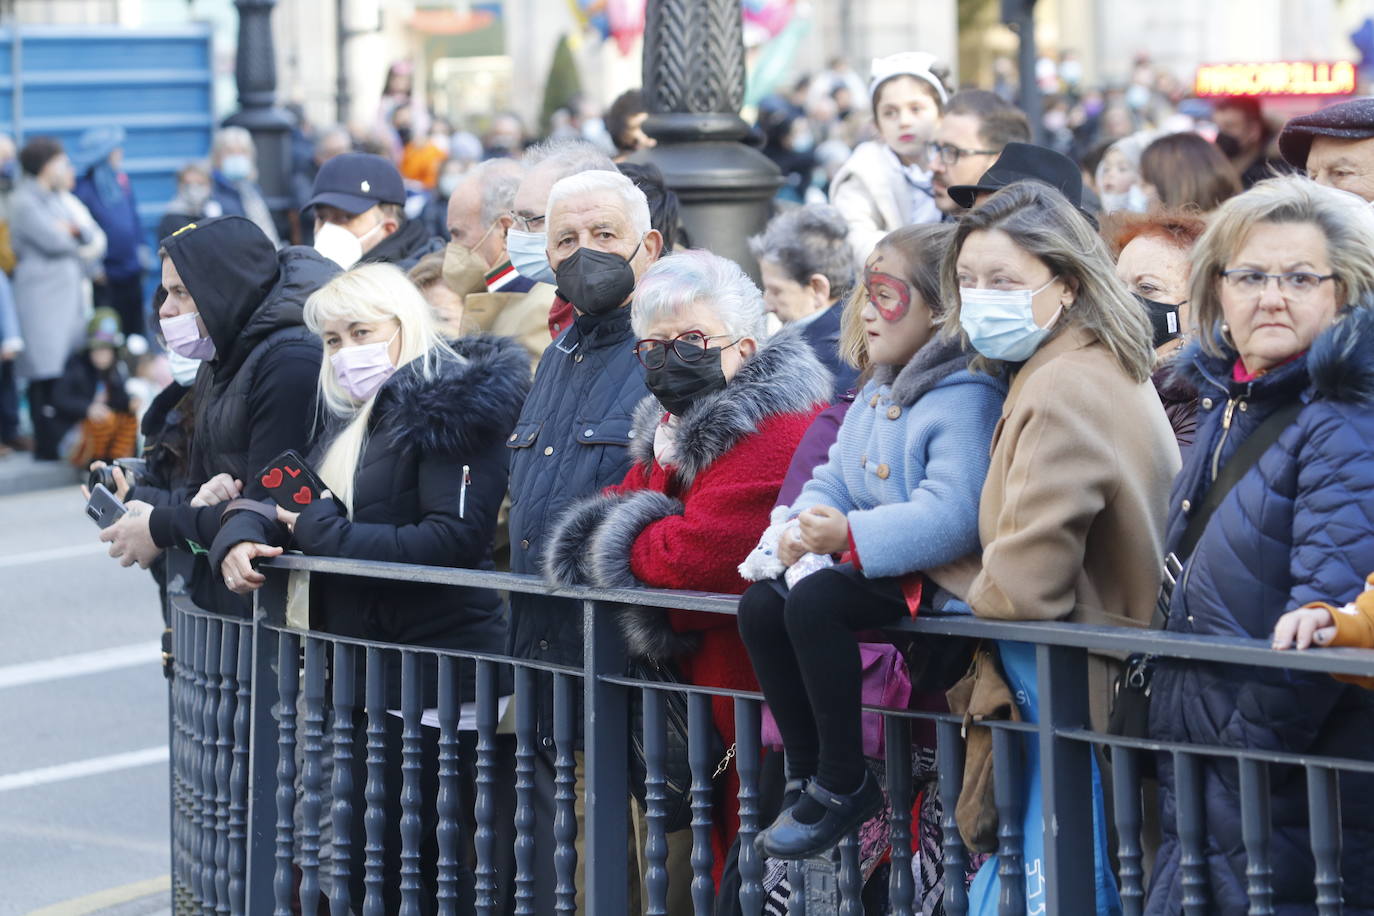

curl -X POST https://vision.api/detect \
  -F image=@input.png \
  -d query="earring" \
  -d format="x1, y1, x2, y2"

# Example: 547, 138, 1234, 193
1220, 321, 1236, 349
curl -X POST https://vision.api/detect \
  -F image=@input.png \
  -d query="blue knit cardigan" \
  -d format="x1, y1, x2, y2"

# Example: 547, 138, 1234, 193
785, 335, 1005, 580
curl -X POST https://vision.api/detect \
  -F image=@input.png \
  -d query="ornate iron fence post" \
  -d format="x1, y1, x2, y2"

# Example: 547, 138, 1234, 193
226, 0, 293, 221
635, 0, 782, 283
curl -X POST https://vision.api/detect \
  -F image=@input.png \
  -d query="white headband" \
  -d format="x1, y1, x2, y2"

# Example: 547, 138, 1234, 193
868, 52, 948, 107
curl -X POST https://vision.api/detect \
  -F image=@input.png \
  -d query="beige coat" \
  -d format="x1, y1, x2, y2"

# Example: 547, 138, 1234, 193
958, 325, 1181, 724
462, 281, 556, 369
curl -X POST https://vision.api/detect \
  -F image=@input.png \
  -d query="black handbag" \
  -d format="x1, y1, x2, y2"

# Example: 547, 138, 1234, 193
1109, 401, 1302, 746
627, 657, 730, 833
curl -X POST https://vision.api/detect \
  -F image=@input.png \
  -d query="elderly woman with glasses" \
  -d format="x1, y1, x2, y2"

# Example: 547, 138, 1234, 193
545, 248, 833, 886
1146, 177, 1374, 914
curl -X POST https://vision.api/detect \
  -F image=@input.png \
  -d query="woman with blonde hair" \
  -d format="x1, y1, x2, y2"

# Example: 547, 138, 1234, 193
940, 179, 1180, 915
217, 261, 530, 913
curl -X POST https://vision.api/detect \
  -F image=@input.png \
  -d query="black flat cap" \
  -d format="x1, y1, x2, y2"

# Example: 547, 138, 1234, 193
305, 153, 406, 214
948, 142, 1085, 210
1279, 97, 1374, 171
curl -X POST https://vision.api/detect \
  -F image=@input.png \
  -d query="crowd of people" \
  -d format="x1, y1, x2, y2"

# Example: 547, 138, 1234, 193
24, 44, 1374, 916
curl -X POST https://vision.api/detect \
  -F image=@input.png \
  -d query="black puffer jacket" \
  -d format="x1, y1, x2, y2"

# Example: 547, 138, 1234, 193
148, 217, 339, 615
291, 336, 530, 704
507, 306, 647, 752
358, 215, 446, 271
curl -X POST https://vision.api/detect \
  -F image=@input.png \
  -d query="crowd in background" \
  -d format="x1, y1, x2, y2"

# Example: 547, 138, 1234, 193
5, 41, 1374, 916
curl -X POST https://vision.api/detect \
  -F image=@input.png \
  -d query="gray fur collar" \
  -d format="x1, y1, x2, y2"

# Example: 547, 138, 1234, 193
870, 332, 970, 407
626, 328, 832, 487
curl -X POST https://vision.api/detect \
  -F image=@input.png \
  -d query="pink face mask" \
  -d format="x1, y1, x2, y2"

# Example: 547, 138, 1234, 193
159, 312, 217, 361
330, 330, 398, 402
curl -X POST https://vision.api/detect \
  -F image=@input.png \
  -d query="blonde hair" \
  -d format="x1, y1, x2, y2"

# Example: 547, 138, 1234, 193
303, 262, 460, 512
940, 181, 1156, 384
1190, 175, 1374, 357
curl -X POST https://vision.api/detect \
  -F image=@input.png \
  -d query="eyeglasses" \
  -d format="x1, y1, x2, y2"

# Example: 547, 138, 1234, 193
1220, 269, 1337, 297
930, 141, 1001, 167
510, 210, 545, 232
633, 329, 737, 370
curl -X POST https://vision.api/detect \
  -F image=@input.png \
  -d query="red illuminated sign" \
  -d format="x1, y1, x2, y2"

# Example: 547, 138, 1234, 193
1195, 61, 1357, 97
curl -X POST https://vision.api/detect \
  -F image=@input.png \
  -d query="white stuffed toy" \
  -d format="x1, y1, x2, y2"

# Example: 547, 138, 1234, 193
739, 505, 836, 586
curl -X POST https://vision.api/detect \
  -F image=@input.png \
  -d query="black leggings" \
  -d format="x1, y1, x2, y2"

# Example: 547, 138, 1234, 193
737, 564, 907, 795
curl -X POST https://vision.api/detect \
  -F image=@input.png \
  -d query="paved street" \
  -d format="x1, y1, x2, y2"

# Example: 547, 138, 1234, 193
0, 485, 171, 915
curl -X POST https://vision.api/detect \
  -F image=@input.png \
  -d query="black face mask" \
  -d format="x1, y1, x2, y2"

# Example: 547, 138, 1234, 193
645, 345, 729, 417
555, 243, 640, 316
1134, 293, 1183, 349
1214, 131, 1243, 160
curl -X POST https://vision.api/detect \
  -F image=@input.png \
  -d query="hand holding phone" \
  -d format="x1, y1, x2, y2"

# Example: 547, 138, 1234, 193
85, 484, 127, 529
255, 449, 329, 509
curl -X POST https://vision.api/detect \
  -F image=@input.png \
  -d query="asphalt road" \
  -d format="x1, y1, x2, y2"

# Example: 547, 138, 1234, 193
0, 485, 171, 914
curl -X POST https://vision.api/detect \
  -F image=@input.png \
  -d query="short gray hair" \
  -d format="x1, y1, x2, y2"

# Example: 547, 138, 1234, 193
547, 169, 651, 239
522, 137, 616, 181
213, 126, 254, 156
632, 249, 767, 341
748, 205, 855, 295
1190, 175, 1374, 357
468, 157, 525, 226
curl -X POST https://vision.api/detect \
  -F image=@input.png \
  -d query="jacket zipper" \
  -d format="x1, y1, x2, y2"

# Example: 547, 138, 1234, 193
1208, 396, 1239, 483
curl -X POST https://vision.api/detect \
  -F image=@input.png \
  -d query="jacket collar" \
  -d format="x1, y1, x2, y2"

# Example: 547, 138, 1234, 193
627, 327, 832, 489
1002, 322, 1098, 406
871, 332, 971, 407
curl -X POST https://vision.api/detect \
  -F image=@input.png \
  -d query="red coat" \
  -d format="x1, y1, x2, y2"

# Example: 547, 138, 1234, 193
544, 329, 834, 885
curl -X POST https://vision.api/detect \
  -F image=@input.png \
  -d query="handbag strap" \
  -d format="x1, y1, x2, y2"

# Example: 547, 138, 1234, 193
1175, 400, 1302, 562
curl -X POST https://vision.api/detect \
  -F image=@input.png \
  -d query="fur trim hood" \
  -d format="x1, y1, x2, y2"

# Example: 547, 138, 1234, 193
376, 333, 532, 456
627, 327, 833, 488
1176, 304, 1374, 406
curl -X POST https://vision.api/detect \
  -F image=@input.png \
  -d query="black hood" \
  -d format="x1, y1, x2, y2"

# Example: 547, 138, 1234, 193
162, 216, 340, 378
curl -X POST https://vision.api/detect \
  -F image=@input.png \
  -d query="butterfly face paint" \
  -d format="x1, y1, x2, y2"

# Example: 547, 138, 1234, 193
865, 267, 912, 322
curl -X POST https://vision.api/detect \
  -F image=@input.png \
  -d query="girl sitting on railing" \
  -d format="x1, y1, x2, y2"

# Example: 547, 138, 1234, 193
735, 222, 1004, 860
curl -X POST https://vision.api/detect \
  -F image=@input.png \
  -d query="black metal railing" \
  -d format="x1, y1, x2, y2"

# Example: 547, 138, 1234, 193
163, 550, 1374, 916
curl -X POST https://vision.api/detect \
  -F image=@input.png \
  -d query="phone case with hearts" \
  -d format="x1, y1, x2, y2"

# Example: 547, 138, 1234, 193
255, 450, 329, 508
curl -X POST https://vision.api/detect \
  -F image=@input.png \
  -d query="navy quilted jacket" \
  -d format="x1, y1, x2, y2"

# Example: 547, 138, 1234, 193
1147, 308, 1374, 915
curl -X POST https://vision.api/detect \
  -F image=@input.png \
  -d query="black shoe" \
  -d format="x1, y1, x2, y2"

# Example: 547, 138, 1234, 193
755, 777, 809, 852
757, 771, 883, 860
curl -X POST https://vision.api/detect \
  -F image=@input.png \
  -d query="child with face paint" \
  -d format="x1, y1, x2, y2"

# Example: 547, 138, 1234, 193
737, 223, 1005, 860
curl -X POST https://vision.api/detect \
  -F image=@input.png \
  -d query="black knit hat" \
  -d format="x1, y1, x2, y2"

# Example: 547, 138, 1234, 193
1278, 98, 1374, 171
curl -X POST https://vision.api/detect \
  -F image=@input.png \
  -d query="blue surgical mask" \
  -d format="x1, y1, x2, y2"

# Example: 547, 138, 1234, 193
958, 277, 1062, 363
506, 228, 557, 285
220, 154, 252, 183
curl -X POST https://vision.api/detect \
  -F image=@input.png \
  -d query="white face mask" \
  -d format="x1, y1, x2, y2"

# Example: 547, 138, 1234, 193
314, 219, 386, 270
167, 350, 202, 386
958, 277, 1062, 363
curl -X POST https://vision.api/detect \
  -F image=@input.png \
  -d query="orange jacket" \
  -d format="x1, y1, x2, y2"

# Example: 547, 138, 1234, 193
1304, 573, 1374, 688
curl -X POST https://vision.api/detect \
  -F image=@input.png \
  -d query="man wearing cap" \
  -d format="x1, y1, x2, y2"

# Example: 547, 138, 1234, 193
1280, 98, 1374, 202
73, 126, 147, 338
306, 152, 444, 270
947, 142, 1096, 221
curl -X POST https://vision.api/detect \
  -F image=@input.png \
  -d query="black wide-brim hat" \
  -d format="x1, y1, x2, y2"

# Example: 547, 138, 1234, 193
1278, 97, 1374, 171
948, 141, 1086, 210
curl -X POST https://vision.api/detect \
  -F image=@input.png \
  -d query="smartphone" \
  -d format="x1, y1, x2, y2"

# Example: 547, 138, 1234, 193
255, 449, 329, 508
85, 483, 127, 529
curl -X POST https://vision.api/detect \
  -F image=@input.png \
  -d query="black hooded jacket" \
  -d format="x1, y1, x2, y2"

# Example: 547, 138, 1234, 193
282, 336, 529, 703
358, 215, 445, 271
147, 216, 339, 614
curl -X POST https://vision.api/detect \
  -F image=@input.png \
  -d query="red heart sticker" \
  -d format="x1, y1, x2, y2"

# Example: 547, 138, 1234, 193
284, 466, 301, 478
261, 468, 283, 489
292, 486, 313, 505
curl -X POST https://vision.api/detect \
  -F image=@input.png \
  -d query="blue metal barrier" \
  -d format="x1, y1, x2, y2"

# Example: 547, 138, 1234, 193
163, 550, 1374, 916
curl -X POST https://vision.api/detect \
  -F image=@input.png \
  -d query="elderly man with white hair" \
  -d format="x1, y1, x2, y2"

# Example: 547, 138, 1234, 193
545, 247, 832, 899
505, 167, 663, 910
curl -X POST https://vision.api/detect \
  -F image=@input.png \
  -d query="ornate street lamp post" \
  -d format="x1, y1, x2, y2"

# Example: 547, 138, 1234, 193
635, 0, 782, 282
225, 0, 294, 224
